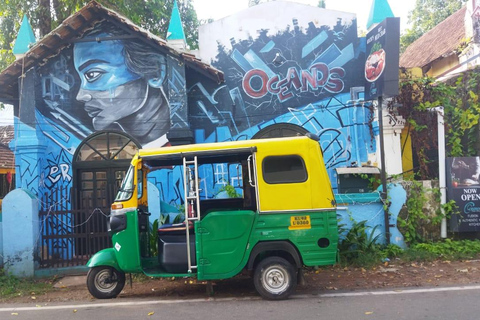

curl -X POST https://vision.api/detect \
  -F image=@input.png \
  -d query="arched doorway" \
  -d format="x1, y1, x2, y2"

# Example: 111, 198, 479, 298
72, 131, 140, 255
252, 123, 309, 139
73, 131, 140, 210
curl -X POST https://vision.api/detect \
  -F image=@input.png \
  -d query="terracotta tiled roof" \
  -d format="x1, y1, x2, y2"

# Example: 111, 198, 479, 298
400, 6, 466, 69
0, 125, 14, 168
0, 0, 224, 102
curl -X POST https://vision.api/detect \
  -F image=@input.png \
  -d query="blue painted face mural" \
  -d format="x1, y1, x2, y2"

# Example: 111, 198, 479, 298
74, 37, 141, 91
73, 31, 170, 147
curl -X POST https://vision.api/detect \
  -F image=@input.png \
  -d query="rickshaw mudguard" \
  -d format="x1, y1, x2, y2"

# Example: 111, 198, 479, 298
86, 248, 121, 271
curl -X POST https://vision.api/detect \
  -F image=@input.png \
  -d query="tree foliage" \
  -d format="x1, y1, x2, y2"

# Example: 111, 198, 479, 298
388, 68, 480, 179
400, 0, 467, 52
0, 0, 199, 70
318, 0, 326, 8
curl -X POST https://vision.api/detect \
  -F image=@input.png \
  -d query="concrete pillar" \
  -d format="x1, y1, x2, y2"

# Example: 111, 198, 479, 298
375, 111, 405, 175
2, 189, 39, 277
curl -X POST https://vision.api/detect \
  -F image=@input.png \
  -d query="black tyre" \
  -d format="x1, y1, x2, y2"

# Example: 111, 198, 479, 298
86, 266, 125, 299
253, 256, 297, 300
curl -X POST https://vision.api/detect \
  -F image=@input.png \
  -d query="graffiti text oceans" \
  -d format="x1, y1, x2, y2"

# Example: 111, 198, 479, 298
242, 63, 345, 102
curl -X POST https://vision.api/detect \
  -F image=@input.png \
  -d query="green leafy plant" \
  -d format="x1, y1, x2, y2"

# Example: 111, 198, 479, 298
149, 213, 184, 257
398, 180, 449, 245
398, 180, 429, 244
412, 239, 480, 260
380, 244, 405, 259
148, 219, 159, 257
389, 68, 480, 180
338, 220, 383, 267
217, 184, 241, 198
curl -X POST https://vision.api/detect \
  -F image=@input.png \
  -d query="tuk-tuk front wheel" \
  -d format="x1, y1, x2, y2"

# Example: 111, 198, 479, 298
87, 266, 126, 299
253, 256, 297, 300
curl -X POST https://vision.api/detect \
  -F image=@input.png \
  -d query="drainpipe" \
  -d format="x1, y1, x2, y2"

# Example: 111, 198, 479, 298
435, 106, 447, 238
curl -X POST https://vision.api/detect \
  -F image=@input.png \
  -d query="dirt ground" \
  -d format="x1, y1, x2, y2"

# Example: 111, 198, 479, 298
4, 259, 480, 304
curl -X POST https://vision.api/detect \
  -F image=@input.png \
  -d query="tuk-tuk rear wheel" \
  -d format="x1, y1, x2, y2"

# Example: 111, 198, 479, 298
87, 266, 126, 299
253, 256, 297, 300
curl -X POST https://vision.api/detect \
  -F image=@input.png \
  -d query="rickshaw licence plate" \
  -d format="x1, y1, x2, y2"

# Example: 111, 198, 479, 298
289, 215, 311, 230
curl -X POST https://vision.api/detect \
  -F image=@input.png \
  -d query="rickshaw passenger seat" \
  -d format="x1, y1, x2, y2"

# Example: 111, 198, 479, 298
157, 222, 196, 273
157, 221, 194, 235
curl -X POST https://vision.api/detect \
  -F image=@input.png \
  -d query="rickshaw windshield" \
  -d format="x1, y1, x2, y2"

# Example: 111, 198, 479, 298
115, 165, 135, 201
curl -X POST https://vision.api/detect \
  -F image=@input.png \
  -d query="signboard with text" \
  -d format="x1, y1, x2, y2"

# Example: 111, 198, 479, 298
447, 157, 480, 232
365, 17, 400, 100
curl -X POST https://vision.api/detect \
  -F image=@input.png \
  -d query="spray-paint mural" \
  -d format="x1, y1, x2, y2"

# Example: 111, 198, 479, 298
37, 23, 172, 149
15, 7, 377, 202
141, 6, 378, 220
12, 20, 189, 261
9, 4, 389, 263
178, 5, 374, 199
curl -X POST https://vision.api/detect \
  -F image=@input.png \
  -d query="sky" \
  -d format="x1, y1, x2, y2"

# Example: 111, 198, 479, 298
194, 0, 417, 32
0, 104, 13, 126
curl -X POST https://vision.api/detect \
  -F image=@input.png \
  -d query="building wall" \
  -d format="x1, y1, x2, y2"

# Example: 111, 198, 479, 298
13, 21, 188, 200
196, 2, 376, 192
4, 3, 409, 268
10, 3, 395, 206
426, 54, 459, 79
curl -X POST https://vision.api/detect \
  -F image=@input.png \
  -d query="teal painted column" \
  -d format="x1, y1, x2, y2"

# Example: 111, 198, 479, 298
2, 189, 39, 277
10, 68, 46, 196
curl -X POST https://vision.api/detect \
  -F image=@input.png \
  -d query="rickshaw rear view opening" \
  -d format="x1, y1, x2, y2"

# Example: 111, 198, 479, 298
86, 134, 339, 300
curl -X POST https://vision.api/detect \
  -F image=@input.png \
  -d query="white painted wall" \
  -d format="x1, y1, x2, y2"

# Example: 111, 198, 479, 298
372, 107, 405, 176
198, 1, 356, 63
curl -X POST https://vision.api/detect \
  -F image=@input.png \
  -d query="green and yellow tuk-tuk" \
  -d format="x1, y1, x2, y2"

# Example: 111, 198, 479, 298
86, 134, 338, 300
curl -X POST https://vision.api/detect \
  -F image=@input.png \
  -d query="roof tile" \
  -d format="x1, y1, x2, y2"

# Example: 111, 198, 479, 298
400, 6, 466, 68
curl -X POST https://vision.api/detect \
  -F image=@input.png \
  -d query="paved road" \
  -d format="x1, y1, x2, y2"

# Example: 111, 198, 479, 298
1, 285, 480, 319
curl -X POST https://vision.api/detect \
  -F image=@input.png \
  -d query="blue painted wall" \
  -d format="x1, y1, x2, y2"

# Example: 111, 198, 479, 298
5, 4, 402, 269
2, 189, 39, 276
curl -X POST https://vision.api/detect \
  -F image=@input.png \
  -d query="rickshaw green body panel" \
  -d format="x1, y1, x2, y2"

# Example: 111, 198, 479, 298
196, 209, 338, 280
87, 208, 144, 273
196, 210, 255, 279
111, 208, 142, 273
86, 248, 121, 271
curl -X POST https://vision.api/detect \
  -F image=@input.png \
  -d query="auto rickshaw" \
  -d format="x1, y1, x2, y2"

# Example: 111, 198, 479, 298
86, 134, 338, 300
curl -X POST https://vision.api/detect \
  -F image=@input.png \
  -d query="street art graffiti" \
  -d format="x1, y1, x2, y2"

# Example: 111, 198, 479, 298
8, 4, 391, 267
188, 9, 374, 194
73, 25, 170, 148
45, 153, 71, 187
18, 21, 187, 206
13, 8, 377, 208
242, 63, 346, 101
146, 12, 374, 206
34, 22, 176, 152
191, 16, 365, 140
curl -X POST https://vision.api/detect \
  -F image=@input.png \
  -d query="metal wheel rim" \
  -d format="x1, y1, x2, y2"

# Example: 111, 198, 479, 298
95, 269, 117, 293
262, 265, 289, 294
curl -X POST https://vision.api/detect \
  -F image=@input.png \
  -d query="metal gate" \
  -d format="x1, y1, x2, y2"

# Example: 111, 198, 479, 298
38, 186, 111, 268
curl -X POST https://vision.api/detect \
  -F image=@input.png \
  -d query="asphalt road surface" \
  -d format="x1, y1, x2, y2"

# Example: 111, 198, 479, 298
1, 285, 480, 320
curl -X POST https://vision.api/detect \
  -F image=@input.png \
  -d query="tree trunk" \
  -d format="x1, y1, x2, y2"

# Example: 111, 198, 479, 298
38, 0, 52, 37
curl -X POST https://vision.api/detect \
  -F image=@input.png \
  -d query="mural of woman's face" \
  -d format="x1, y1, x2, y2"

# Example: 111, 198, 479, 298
73, 36, 148, 130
